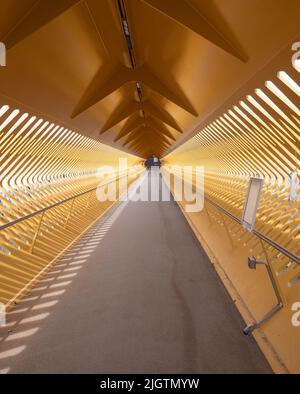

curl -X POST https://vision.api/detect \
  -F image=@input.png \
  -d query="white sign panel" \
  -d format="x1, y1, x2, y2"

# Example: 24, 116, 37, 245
0, 303, 5, 327
241, 177, 263, 231
289, 171, 299, 202
0, 42, 6, 67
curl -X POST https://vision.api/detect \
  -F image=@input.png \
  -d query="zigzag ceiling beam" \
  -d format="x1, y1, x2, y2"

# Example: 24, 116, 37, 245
142, 101, 183, 132
126, 128, 171, 149
122, 127, 171, 147
120, 115, 180, 146
102, 97, 182, 135
146, 116, 176, 140
144, 122, 175, 141
126, 133, 154, 150
140, 0, 247, 62
114, 114, 176, 143
151, 127, 174, 144
115, 124, 142, 142
128, 138, 147, 150
126, 132, 142, 146
123, 126, 170, 147
123, 127, 146, 146
124, 127, 171, 148
130, 140, 167, 156
129, 143, 152, 157
154, 131, 173, 146
127, 139, 145, 151
131, 141, 169, 154
151, 129, 173, 146
85, 0, 130, 64
143, 139, 169, 151
128, 145, 142, 155
132, 149, 144, 156
100, 101, 142, 134
135, 125, 173, 146
130, 143, 146, 157
71, 65, 130, 118
131, 146, 146, 157
2, 0, 81, 49
119, 124, 144, 142
136, 65, 198, 116
114, 114, 145, 142
71, 64, 197, 118
134, 143, 165, 156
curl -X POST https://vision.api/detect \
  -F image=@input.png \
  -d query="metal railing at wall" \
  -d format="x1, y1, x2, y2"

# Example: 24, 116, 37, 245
0, 169, 144, 307
204, 195, 300, 266
0, 101, 143, 307
0, 170, 139, 234
202, 194, 297, 335
163, 168, 299, 334
164, 169, 299, 266
163, 53, 300, 287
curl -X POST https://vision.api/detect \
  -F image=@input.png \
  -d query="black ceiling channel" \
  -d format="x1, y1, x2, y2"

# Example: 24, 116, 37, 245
117, 0, 136, 68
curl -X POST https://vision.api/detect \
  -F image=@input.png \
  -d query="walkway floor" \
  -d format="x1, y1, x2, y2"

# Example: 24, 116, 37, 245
0, 170, 272, 373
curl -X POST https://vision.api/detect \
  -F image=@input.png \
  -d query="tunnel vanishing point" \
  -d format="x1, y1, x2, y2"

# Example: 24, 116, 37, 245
0, 0, 299, 375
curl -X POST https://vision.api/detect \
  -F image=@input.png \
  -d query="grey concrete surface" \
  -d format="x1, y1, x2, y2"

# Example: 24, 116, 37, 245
0, 171, 272, 373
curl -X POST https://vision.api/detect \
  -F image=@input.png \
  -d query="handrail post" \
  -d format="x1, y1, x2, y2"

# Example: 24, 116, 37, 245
243, 256, 284, 335
64, 198, 75, 228
259, 239, 286, 305
30, 211, 45, 254
220, 212, 234, 249
85, 191, 93, 214
204, 204, 212, 224
0, 170, 141, 233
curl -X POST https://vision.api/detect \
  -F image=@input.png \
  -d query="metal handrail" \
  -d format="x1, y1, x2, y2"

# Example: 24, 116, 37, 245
163, 169, 297, 335
0, 169, 143, 232
204, 195, 300, 265
166, 170, 300, 265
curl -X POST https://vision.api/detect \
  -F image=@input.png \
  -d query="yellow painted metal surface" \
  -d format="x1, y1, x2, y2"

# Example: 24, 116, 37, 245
163, 40, 300, 372
0, 0, 299, 373
0, 0, 300, 156
0, 103, 141, 307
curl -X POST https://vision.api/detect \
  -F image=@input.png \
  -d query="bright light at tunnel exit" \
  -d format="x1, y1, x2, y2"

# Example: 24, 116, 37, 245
95, 158, 205, 212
